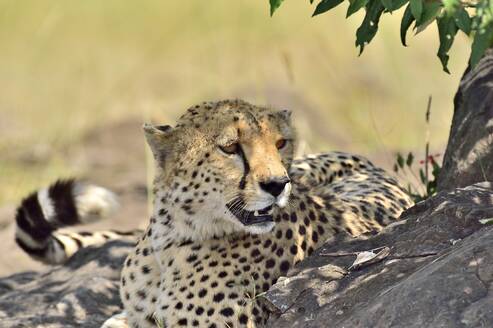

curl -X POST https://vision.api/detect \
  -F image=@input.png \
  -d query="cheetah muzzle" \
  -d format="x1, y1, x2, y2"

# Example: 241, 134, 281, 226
226, 199, 274, 226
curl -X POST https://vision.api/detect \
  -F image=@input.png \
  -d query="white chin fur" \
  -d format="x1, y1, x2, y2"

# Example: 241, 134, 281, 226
243, 221, 275, 235
276, 182, 292, 208
225, 212, 275, 235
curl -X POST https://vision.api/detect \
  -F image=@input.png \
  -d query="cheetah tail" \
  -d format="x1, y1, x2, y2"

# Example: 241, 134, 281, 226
14, 179, 135, 265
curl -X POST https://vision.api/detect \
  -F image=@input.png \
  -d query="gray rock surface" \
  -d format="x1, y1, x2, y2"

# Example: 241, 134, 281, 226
1, 183, 492, 327
0, 240, 133, 328
264, 182, 493, 327
438, 49, 493, 191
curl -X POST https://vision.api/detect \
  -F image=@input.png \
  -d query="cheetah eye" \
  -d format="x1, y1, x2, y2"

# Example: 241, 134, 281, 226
276, 138, 287, 150
219, 143, 239, 155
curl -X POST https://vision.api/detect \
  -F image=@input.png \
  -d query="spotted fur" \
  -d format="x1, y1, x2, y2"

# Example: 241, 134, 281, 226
102, 100, 414, 328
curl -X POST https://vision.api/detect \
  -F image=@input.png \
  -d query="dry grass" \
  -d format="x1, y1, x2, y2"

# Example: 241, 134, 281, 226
0, 0, 470, 205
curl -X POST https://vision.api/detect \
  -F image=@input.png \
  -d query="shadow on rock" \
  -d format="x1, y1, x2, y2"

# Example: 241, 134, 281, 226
265, 182, 493, 328
0, 240, 133, 328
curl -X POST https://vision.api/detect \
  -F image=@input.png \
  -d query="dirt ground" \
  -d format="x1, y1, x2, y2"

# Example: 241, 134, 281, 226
0, 120, 149, 276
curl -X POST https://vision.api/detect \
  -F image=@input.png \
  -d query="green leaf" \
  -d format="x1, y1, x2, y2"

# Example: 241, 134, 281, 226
432, 166, 441, 178
455, 7, 471, 35
470, 22, 493, 68
313, 0, 344, 16
347, 0, 368, 17
384, 0, 408, 12
381, 0, 394, 11
427, 179, 437, 196
419, 168, 426, 184
400, 4, 415, 46
437, 15, 458, 73
431, 158, 441, 175
396, 153, 405, 168
406, 152, 414, 166
419, 2, 441, 25
410, 0, 423, 21
355, 0, 385, 54
442, 0, 459, 16
393, 163, 399, 172
270, 0, 285, 16
415, 1, 441, 33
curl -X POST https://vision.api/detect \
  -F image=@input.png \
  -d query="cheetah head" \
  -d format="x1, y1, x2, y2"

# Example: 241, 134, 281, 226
145, 100, 296, 237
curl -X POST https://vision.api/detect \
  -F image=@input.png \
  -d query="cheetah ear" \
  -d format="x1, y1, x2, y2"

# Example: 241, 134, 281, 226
143, 123, 174, 161
278, 109, 292, 122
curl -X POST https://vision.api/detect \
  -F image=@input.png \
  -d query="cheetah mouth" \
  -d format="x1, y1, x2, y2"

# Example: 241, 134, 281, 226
226, 201, 274, 226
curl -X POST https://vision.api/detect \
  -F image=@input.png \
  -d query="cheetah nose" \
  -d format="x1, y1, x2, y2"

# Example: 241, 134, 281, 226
260, 177, 290, 198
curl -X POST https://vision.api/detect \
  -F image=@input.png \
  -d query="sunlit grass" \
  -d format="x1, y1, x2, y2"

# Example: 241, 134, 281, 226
0, 0, 469, 204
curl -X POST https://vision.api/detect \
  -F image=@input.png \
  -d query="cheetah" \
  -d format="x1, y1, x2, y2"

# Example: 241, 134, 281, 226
14, 100, 413, 327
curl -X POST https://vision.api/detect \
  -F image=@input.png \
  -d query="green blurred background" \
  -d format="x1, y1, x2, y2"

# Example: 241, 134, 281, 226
0, 0, 470, 205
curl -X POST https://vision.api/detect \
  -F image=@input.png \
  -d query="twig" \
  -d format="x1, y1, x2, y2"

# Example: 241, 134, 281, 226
425, 96, 432, 191
320, 246, 388, 257
389, 251, 438, 260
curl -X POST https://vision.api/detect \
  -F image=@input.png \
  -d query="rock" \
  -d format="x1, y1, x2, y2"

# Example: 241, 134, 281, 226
1, 184, 492, 327
0, 240, 132, 328
264, 182, 493, 327
438, 49, 493, 191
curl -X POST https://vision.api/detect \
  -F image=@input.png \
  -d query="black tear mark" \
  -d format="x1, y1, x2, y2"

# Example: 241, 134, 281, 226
238, 145, 250, 190
156, 125, 172, 132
